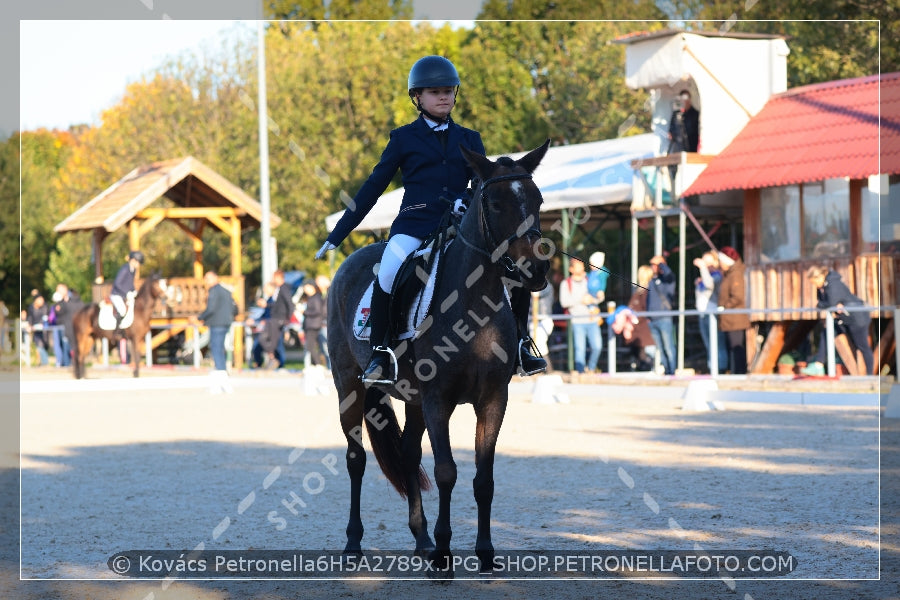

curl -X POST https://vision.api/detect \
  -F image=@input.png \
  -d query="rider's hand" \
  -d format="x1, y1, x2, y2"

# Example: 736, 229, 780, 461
315, 241, 336, 260
452, 198, 468, 216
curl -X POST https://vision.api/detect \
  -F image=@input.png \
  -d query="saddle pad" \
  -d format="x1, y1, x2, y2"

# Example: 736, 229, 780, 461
352, 246, 442, 342
98, 300, 136, 331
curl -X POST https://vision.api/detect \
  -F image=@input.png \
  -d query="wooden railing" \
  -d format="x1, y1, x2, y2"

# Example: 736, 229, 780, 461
748, 254, 899, 321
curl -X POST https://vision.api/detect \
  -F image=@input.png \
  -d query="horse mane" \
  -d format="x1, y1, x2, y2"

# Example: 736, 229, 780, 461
495, 156, 516, 167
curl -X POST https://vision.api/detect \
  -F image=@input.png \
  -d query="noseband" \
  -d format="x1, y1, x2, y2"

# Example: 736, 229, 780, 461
459, 172, 543, 275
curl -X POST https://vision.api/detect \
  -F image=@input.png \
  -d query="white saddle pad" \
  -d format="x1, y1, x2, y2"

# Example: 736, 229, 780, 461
98, 300, 135, 331
353, 246, 442, 342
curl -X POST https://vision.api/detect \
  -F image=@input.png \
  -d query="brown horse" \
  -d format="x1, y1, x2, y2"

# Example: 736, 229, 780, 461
327, 141, 551, 573
72, 274, 168, 379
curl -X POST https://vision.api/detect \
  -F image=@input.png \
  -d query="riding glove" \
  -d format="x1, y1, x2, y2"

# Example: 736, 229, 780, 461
452, 198, 468, 216
315, 241, 336, 260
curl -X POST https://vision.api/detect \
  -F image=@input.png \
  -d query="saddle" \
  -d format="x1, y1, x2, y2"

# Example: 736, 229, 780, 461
98, 295, 136, 331
353, 236, 450, 342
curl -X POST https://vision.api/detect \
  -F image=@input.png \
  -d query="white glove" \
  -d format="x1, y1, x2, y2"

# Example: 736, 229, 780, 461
315, 241, 336, 260
452, 198, 468, 216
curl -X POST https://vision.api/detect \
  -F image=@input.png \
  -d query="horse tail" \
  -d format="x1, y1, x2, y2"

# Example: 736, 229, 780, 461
363, 387, 431, 498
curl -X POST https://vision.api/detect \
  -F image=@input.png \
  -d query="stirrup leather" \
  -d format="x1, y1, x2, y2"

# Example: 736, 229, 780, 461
362, 345, 398, 384
518, 337, 547, 376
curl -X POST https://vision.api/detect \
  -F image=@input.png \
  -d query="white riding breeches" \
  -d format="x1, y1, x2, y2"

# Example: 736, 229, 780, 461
377, 234, 423, 294
110, 294, 127, 317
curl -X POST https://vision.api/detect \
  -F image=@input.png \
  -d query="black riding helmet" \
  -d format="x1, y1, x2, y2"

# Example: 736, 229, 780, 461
408, 55, 460, 94
129, 250, 145, 264
408, 56, 460, 124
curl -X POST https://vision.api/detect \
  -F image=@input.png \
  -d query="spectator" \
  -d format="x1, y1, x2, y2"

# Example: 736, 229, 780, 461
259, 270, 294, 369
717, 246, 750, 374
191, 271, 238, 392
247, 282, 285, 369
50, 283, 82, 368
559, 258, 602, 374
26, 294, 50, 366
801, 265, 874, 376
301, 281, 328, 367
621, 265, 657, 371
529, 283, 555, 371
587, 251, 609, 305
693, 252, 727, 373
647, 255, 677, 375
667, 89, 700, 184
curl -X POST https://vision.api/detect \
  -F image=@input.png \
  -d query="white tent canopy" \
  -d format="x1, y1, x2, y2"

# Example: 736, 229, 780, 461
325, 134, 659, 234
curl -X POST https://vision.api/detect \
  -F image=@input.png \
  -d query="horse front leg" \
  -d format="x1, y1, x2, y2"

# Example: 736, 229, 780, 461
339, 386, 366, 554
424, 399, 456, 571
402, 403, 434, 555
472, 393, 508, 572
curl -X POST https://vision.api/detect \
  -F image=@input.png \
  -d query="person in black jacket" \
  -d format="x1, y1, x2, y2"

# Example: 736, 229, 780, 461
259, 270, 294, 369
801, 265, 874, 375
191, 271, 237, 372
667, 89, 700, 184
314, 55, 545, 383
301, 281, 327, 367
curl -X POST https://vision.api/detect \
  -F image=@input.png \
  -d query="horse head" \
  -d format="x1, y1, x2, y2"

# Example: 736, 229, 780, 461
460, 139, 551, 291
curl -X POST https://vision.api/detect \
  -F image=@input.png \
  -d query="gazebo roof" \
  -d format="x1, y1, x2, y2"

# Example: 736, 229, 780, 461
54, 156, 281, 233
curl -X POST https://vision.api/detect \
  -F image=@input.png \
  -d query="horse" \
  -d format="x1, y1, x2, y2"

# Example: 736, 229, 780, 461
71, 274, 168, 379
327, 139, 551, 573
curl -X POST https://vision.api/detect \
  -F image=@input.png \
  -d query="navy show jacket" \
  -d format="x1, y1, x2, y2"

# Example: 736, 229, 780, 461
327, 115, 485, 244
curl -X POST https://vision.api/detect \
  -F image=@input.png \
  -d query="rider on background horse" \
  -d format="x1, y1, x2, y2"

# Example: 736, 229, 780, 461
316, 55, 546, 384
110, 250, 144, 330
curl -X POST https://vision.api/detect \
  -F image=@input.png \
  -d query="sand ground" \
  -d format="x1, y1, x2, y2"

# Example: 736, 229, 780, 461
2, 366, 898, 599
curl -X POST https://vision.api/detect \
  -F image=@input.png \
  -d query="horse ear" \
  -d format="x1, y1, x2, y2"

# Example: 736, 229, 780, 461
459, 144, 494, 181
516, 138, 550, 174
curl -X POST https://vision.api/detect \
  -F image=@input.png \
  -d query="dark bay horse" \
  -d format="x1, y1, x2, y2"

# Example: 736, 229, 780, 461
72, 274, 167, 379
327, 140, 551, 572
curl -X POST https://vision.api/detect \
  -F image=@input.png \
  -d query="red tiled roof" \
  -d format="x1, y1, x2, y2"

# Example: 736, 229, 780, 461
683, 72, 900, 197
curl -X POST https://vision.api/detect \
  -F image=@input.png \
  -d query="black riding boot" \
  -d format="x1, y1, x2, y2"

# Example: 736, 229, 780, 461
361, 284, 396, 385
511, 287, 547, 376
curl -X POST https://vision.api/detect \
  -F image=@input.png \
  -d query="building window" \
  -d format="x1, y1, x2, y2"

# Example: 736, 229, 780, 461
802, 178, 850, 258
760, 185, 801, 262
862, 174, 900, 253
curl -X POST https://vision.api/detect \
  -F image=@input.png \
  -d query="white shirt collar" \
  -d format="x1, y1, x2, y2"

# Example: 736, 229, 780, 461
423, 116, 448, 131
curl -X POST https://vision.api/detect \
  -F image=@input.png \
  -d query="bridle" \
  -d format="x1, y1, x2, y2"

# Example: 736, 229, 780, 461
457, 172, 544, 276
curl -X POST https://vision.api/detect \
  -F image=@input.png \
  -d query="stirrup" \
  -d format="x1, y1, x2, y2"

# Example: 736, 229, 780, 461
361, 345, 398, 385
518, 337, 547, 377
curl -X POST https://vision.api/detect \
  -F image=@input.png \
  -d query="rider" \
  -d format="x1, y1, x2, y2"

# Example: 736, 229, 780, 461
315, 55, 546, 384
110, 250, 144, 329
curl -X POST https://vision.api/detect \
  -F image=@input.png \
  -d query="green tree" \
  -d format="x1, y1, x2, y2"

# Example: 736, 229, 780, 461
0, 135, 19, 307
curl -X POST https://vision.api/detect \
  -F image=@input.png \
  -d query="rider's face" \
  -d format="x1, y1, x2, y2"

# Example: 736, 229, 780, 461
417, 87, 456, 119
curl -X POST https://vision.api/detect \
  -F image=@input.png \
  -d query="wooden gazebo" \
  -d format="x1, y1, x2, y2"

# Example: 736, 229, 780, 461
54, 156, 281, 367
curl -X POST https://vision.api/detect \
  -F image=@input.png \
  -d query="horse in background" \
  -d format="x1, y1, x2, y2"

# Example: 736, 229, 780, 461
72, 274, 168, 379
327, 140, 551, 573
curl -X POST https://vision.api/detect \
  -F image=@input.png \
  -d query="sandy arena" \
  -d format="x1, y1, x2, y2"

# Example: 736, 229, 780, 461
3, 367, 899, 599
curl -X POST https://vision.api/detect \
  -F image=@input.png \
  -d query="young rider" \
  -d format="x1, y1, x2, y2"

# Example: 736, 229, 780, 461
110, 250, 144, 329
315, 55, 546, 384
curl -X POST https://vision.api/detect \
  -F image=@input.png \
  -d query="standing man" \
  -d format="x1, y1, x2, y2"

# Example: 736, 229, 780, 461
51, 283, 82, 368
647, 254, 677, 375
260, 270, 294, 369
111, 251, 144, 330
667, 90, 700, 184
191, 271, 238, 391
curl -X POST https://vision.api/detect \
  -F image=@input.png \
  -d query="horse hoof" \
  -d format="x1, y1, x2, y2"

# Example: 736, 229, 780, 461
426, 549, 454, 580
476, 548, 496, 573
342, 544, 363, 556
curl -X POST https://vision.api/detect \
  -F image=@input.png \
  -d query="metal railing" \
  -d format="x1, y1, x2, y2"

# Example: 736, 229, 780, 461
532, 304, 892, 379
16, 321, 244, 370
